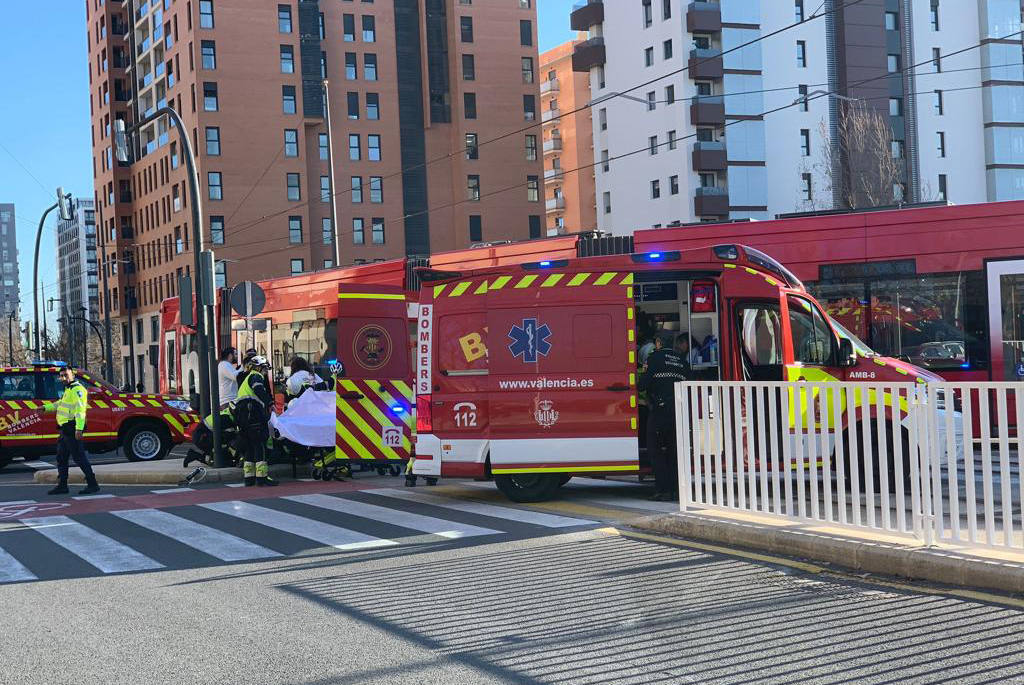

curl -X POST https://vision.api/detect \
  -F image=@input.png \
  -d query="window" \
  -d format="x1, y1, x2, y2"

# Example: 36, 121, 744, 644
662, 0, 671, 20
526, 175, 539, 202
642, 0, 652, 27
290, 259, 304, 276
798, 84, 809, 111
366, 93, 379, 119
887, 54, 900, 72
210, 216, 224, 244
286, 172, 300, 201
465, 133, 478, 159
319, 133, 329, 160
668, 130, 678, 149
369, 176, 382, 203
282, 85, 296, 114
347, 91, 359, 119
894, 182, 905, 201
932, 47, 941, 72
937, 131, 946, 157
343, 14, 355, 41
319, 11, 325, 39
525, 134, 537, 160
323, 260, 334, 270
199, 0, 214, 28
367, 134, 380, 161
796, 41, 806, 67
800, 172, 812, 200
646, 91, 656, 111
795, 0, 804, 21
891, 140, 905, 159
889, 97, 903, 116
320, 51, 327, 79
663, 39, 673, 60
351, 176, 363, 203
596, 65, 606, 89
885, 11, 898, 31
205, 126, 220, 155
460, 16, 473, 42
601, 149, 609, 172
788, 296, 833, 365
320, 175, 331, 202
462, 54, 475, 80
203, 82, 218, 111
362, 15, 375, 42
280, 45, 294, 73
934, 90, 944, 115
467, 175, 481, 201
371, 218, 384, 244
352, 218, 365, 244
649, 135, 658, 155
665, 85, 675, 105
800, 128, 810, 156
208, 171, 222, 200
521, 57, 534, 84
599, 108, 607, 131
289, 216, 303, 243
938, 173, 947, 201
284, 129, 298, 157
602, 191, 612, 214
469, 215, 482, 242
523, 94, 536, 121
278, 4, 292, 33
651, 179, 661, 199
931, 3, 939, 31
201, 40, 216, 69
519, 19, 532, 46
364, 53, 377, 80
345, 52, 357, 79
644, 47, 654, 67
670, 175, 679, 195
322, 218, 334, 244
349, 134, 360, 160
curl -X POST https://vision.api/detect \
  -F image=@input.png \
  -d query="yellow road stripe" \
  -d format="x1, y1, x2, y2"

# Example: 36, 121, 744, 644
473, 280, 488, 295
567, 273, 591, 287
433, 284, 447, 298
514, 275, 538, 289
541, 274, 564, 288
489, 275, 512, 290
620, 273, 634, 285
448, 281, 472, 297
594, 272, 617, 286
338, 293, 406, 300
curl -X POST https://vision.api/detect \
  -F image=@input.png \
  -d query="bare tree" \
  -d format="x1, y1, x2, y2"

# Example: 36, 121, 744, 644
815, 101, 904, 210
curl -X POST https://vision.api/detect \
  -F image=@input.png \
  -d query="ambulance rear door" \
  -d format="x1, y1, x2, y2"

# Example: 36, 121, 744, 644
334, 284, 413, 466
486, 266, 639, 475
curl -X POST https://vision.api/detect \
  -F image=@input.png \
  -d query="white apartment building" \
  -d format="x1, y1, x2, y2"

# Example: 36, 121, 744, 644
56, 198, 100, 326
570, 0, 1024, 233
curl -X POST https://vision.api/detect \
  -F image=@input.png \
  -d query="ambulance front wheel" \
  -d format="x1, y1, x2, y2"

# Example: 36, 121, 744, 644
494, 474, 562, 503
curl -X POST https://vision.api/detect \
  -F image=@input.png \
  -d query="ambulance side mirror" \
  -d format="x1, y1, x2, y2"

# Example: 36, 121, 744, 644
837, 338, 856, 367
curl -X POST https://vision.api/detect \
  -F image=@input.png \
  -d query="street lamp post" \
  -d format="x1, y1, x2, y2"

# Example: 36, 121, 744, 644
7, 308, 16, 366
33, 188, 72, 360
322, 80, 341, 264
95, 202, 116, 384
115, 108, 223, 466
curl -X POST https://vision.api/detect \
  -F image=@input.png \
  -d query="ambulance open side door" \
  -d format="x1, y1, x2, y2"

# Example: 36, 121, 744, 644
334, 284, 414, 467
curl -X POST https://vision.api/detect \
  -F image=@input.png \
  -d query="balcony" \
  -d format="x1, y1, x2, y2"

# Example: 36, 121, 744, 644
541, 108, 561, 124
543, 136, 563, 153
687, 2, 722, 33
688, 48, 723, 80
540, 78, 560, 95
544, 169, 565, 183
572, 36, 606, 72
695, 186, 729, 216
546, 196, 565, 213
570, 0, 604, 31
690, 95, 725, 125
692, 141, 727, 171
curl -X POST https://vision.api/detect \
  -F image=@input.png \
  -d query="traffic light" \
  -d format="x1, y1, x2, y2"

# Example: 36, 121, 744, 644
56, 187, 73, 222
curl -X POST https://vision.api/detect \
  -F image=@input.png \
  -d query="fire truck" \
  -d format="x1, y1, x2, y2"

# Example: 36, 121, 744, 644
406, 244, 947, 502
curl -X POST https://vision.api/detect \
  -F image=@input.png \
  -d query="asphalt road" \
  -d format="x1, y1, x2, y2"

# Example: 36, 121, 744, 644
0, 476, 1022, 684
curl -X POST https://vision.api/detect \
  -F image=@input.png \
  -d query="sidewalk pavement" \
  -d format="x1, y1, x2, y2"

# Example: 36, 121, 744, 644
33, 459, 307, 485
630, 508, 1024, 595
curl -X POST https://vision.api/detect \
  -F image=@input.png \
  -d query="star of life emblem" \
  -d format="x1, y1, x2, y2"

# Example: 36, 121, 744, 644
534, 399, 559, 428
508, 318, 552, 363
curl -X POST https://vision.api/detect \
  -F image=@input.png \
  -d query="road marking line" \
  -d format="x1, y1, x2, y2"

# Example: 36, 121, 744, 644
21, 461, 53, 470
285, 494, 503, 540
368, 488, 595, 528
150, 488, 194, 495
200, 501, 397, 551
0, 545, 36, 583
297, 478, 317, 482
0, 500, 36, 506
225, 483, 245, 488
112, 509, 282, 562
72, 494, 116, 500
20, 515, 164, 574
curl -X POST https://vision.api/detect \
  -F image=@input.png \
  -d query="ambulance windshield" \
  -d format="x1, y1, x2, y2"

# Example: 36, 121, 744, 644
830, 317, 875, 357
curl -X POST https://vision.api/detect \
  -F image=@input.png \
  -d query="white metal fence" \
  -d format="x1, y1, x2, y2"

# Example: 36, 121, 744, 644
674, 381, 1023, 551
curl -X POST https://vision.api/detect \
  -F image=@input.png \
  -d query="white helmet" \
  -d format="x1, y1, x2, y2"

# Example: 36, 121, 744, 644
245, 354, 269, 369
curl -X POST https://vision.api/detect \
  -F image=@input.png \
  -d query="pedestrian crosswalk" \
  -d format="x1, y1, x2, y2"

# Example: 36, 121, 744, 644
0, 489, 598, 585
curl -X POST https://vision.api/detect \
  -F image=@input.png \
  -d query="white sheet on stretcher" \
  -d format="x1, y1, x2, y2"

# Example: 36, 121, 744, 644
269, 390, 336, 448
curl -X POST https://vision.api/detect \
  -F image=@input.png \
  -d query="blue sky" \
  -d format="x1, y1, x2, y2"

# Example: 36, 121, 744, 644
0, 2, 575, 336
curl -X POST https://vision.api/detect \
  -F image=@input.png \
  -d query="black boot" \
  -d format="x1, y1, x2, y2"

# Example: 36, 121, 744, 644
47, 483, 69, 496
78, 483, 101, 495
183, 449, 204, 468
256, 476, 279, 487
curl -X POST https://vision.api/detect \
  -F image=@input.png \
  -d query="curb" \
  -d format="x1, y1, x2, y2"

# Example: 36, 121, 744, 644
630, 512, 1024, 595
33, 462, 306, 485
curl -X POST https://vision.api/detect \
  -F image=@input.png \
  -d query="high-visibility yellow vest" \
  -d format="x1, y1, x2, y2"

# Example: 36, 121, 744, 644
46, 381, 88, 430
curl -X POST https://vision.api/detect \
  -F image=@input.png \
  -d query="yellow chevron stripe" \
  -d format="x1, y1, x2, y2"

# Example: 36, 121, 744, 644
630, 395, 636, 408
370, 382, 413, 429
626, 286, 633, 299
335, 419, 376, 461
112, 400, 127, 408
130, 400, 145, 407
567, 272, 591, 287
514, 275, 538, 289
628, 350, 636, 364
620, 273, 634, 285
93, 399, 108, 409
541, 274, 565, 288
628, 329, 635, 342
148, 399, 162, 407
489, 275, 513, 290
630, 417, 638, 430
5, 401, 19, 409
595, 272, 617, 286
629, 372, 635, 386
448, 281, 472, 297
627, 307, 634, 320
473, 280, 488, 295
433, 284, 447, 298
391, 380, 414, 399
163, 413, 184, 436
22, 401, 37, 410
335, 394, 405, 460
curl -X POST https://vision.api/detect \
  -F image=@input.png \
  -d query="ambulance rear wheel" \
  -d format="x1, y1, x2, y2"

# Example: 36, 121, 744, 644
494, 474, 562, 503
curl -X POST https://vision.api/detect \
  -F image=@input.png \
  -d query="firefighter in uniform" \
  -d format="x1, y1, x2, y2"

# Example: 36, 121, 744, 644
639, 332, 690, 501
45, 366, 100, 496
233, 353, 279, 486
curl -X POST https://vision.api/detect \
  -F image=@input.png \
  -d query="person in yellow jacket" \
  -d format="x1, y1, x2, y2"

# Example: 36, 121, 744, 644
44, 366, 99, 496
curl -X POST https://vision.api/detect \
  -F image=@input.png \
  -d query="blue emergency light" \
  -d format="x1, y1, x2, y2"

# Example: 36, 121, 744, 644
391, 404, 405, 414
539, 260, 552, 267
649, 252, 662, 260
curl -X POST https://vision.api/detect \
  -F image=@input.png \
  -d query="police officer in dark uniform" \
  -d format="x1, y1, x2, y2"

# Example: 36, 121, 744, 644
639, 332, 690, 501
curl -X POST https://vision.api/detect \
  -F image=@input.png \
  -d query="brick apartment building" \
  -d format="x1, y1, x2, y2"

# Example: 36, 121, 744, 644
539, 38, 596, 236
86, 0, 543, 391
